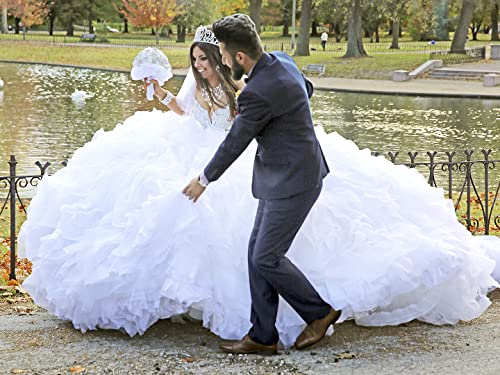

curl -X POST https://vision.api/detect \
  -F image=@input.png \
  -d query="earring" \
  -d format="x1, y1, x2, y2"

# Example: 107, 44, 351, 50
216, 65, 221, 71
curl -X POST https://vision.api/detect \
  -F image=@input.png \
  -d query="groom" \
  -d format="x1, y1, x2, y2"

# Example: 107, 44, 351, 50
183, 14, 341, 354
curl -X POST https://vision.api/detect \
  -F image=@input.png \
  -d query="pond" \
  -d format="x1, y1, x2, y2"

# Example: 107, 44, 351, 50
0, 62, 499, 179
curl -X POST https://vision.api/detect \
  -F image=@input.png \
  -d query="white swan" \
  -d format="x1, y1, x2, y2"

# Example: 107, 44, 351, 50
71, 89, 94, 107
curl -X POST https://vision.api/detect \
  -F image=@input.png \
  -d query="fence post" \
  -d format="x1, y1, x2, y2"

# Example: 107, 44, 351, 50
8, 155, 16, 280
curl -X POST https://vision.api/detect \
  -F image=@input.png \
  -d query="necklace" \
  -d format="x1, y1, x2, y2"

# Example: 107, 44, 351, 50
201, 83, 225, 107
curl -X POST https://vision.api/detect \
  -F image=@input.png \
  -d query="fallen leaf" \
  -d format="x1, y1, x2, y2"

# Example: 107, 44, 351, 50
7, 279, 19, 287
13, 306, 33, 315
10, 369, 24, 374
14, 286, 28, 295
336, 351, 356, 360
182, 357, 195, 363
69, 365, 86, 373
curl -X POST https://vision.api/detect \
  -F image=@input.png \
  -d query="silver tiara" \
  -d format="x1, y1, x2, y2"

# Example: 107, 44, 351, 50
194, 26, 219, 46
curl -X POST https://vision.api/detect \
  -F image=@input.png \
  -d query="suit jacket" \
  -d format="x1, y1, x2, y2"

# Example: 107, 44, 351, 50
204, 52, 329, 200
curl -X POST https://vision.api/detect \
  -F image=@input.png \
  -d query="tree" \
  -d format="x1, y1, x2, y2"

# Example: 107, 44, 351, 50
295, 0, 312, 56
344, 0, 367, 57
381, 0, 410, 49
362, 1, 384, 43
280, 0, 293, 36
315, 0, 350, 42
407, 0, 437, 40
1, 1, 7, 34
470, 0, 489, 40
213, 0, 246, 15
120, 0, 177, 45
492, 0, 499, 40
451, 0, 477, 52
433, 0, 450, 40
249, 0, 263, 32
174, 0, 212, 43
9, 0, 50, 39
53, 0, 88, 36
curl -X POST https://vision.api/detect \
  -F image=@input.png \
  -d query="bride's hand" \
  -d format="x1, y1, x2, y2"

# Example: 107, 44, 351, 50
143, 79, 166, 99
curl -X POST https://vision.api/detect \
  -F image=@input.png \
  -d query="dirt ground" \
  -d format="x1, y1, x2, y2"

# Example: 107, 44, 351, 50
0, 289, 499, 375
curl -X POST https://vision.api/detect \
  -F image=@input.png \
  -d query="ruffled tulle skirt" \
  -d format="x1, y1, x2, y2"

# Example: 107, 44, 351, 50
19, 109, 500, 347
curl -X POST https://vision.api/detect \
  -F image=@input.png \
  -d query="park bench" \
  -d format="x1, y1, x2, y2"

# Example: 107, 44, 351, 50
80, 33, 96, 42
302, 64, 326, 77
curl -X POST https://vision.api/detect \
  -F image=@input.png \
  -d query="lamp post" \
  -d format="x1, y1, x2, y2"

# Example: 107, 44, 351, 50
291, 0, 297, 50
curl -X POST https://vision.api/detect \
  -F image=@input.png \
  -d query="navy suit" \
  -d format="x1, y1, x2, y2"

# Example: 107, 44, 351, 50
204, 52, 331, 345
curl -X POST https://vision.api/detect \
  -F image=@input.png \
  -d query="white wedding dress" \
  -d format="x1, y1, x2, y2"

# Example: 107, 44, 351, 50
19, 79, 500, 348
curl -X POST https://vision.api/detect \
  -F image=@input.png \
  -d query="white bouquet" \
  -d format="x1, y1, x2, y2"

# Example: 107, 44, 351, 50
131, 47, 173, 101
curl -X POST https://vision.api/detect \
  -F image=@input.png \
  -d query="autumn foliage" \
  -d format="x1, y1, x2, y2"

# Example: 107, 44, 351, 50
7, 0, 50, 29
119, 0, 176, 44
1, 237, 31, 284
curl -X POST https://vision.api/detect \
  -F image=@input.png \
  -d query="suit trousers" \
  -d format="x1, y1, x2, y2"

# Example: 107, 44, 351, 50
247, 181, 331, 345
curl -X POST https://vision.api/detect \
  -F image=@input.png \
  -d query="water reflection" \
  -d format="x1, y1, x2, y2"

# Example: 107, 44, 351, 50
311, 92, 499, 155
0, 62, 499, 179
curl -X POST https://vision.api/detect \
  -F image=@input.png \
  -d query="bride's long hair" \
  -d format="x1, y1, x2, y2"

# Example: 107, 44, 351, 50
190, 41, 239, 117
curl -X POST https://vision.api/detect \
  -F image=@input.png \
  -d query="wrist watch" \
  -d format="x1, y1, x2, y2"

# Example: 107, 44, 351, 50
198, 175, 209, 188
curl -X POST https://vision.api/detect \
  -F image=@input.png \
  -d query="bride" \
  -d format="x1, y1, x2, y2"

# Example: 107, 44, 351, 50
19, 27, 500, 348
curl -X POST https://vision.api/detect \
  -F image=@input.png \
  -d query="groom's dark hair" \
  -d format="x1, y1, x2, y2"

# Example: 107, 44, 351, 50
212, 14, 263, 60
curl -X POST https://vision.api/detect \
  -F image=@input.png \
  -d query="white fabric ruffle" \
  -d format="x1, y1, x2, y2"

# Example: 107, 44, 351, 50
19, 109, 499, 348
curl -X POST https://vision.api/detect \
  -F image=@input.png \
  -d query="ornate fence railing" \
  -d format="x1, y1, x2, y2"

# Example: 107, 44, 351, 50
2, 150, 500, 280
429, 46, 486, 65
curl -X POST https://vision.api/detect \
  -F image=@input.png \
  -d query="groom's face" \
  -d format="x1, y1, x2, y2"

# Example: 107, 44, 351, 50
219, 42, 245, 81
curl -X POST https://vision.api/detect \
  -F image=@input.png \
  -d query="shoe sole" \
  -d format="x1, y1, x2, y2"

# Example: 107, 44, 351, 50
220, 347, 278, 356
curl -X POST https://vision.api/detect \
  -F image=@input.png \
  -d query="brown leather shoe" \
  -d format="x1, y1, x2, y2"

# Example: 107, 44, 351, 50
295, 308, 342, 350
220, 335, 278, 355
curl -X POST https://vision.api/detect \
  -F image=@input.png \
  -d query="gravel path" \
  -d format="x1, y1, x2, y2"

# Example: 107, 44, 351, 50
1, 290, 499, 374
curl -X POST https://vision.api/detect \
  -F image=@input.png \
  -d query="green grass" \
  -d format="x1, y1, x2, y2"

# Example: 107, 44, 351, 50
0, 41, 431, 79
0, 42, 192, 71
293, 54, 429, 79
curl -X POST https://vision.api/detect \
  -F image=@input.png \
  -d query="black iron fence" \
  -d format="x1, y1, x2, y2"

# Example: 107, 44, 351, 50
430, 46, 486, 64
2, 33, 490, 56
2, 150, 500, 280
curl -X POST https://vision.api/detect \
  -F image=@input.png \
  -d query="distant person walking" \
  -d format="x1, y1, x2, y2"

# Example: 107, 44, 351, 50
321, 31, 328, 51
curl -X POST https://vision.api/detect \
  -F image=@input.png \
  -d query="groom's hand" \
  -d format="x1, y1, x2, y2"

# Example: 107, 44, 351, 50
182, 177, 206, 203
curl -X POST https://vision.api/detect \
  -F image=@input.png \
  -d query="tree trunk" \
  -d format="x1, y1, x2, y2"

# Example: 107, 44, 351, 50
1, 7, 7, 34
155, 28, 160, 45
249, 0, 263, 33
123, 18, 129, 33
491, 2, 499, 41
176, 24, 186, 42
49, 14, 55, 36
89, 16, 94, 34
451, 0, 476, 52
283, 23, 289, 36
66, 20, 74, 36
15, 18, 20, 34
389, 20, 400, 49
295, 0, 311, 56
311, 20, 318, 36
471, 24, 481, 40
88, 0, 95, 34
22, 26, 26, 41
375, 22, 379, 42
333, 23, 342, 42
343, 0, 367, 57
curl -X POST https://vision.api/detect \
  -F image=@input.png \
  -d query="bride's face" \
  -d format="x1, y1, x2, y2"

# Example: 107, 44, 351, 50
192, 46, 215, 81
